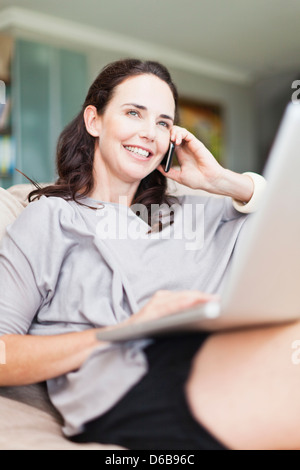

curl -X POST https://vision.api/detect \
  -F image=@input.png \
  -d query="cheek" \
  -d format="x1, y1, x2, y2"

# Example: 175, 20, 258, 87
99, 119, 128, 151
112, 117, 138, 144
159, 135, 171, 158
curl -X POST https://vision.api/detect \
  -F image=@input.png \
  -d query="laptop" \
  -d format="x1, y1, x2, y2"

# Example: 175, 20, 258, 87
97, 102, 300, 342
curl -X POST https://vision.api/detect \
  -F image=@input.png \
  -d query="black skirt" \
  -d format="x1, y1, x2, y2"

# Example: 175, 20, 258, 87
71, 332, 227, 450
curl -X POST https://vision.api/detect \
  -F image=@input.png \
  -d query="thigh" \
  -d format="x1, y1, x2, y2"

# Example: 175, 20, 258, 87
72, 333, 226, 450
185, 320, 300, 450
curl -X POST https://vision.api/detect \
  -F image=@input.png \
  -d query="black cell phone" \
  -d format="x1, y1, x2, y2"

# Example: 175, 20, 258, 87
162, 141, 175, 172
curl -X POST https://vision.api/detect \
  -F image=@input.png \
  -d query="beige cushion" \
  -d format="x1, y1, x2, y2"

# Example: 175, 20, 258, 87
0, 183, 39, 239
6, 183, 36, 206
0, 395, 123, 450
0, 188, 26, 240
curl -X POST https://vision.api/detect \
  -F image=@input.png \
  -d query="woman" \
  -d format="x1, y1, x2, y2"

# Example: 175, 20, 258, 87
0, 59, 298, 450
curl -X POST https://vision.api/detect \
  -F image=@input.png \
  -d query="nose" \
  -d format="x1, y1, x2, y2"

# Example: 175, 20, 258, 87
139, 119, 156, 141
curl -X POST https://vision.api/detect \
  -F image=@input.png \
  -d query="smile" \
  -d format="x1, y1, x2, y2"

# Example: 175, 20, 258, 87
124, 145, 152, 159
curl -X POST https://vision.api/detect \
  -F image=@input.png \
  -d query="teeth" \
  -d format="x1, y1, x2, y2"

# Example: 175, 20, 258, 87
125, 146, 150, 158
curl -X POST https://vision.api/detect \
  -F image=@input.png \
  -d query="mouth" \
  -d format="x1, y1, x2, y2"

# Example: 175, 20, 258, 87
123, 145, 153, 160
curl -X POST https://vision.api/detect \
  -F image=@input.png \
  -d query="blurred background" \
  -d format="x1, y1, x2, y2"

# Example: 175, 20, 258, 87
0, 0, 300, 188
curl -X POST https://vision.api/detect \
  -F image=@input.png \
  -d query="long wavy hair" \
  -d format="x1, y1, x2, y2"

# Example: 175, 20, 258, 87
28, 58, 179, 228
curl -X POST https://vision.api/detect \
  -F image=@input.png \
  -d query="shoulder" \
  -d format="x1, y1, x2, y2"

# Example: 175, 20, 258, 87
6, 195, 77, 244
174, 194, 244, 221
13, 195, 74, 221
175, 193, 225, 212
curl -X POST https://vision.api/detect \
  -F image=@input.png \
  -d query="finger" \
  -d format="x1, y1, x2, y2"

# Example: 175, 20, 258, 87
157, 164, 182, 181
154, 291, 217, 312
171, 131, 186, 147
173, 290, 218, 304
171, 127, 193, 145
153, 296, 209, 318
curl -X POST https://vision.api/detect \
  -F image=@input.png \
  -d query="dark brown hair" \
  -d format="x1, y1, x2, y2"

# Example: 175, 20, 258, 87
28, 58, 179, 227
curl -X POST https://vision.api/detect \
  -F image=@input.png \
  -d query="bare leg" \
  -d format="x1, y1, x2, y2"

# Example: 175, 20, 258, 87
185, 320, 300, 450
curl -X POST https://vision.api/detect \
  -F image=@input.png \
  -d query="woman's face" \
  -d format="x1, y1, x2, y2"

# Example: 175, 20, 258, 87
92, 74, 176, 184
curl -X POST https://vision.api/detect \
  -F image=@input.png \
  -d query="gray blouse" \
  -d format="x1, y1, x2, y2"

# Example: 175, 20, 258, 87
0, 193, 247, 435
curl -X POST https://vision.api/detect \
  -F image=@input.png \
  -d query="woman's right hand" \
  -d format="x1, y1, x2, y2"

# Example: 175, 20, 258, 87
0, 290, 216, 386
127, 290, 218, 326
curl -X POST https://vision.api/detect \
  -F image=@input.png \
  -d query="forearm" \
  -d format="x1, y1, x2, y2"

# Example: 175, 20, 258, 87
210, 169, 254, 203
0, 329, 103, 386
0, 290, 219, 386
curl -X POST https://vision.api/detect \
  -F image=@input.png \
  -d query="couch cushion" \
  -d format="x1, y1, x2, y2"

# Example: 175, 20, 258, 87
0, 383, 62, 422
0, 395, 123, 450
0, 187, 26, 241
6, 183, 36, 207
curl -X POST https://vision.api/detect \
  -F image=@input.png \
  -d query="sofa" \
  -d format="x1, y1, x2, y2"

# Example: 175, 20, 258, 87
0, 180, 210, 450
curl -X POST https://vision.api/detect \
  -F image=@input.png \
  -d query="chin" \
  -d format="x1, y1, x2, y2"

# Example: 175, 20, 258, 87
121, 163, 154, 181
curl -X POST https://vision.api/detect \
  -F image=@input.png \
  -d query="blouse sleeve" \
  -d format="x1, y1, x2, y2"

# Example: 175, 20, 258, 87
232, 172, 267, 214
0, 234, 43, 335
0, 196, 74, 336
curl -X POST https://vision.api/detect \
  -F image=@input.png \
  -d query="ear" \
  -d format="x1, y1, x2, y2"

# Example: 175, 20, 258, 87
83, 105, 102, 137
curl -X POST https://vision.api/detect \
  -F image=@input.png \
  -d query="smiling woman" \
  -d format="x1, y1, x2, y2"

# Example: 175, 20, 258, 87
1, 58, 285, 451
28, 59, 180, 220
82, 73, 176, 203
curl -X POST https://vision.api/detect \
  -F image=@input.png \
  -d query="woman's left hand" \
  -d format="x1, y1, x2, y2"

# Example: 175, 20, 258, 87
157, 125, 225, 193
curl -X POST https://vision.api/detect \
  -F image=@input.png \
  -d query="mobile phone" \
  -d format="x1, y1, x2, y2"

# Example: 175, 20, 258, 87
163, 141, 175, 172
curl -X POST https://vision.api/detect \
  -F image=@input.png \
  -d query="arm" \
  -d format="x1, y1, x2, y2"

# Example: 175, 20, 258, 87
0, 289, 215, 387
206, 169, 254, 203
158, 126, 266, 207
0, 330, 100, 386
0, 230, 103, 386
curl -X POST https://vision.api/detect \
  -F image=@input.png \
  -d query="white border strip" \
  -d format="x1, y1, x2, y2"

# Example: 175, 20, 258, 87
0, 6, 251, 84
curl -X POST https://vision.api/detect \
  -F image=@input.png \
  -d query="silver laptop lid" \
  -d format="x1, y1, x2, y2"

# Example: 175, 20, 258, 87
220, 103, 300, 326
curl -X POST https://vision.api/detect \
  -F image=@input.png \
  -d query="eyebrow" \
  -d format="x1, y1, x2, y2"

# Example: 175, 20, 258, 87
122, 103, 174, 123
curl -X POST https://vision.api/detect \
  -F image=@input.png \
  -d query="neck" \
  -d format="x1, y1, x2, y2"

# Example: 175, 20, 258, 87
88, 153, 140, 207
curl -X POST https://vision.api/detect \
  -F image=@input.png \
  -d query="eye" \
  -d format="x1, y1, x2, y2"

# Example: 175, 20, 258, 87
127, 110, 139, 117
158, 121, 170, 129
